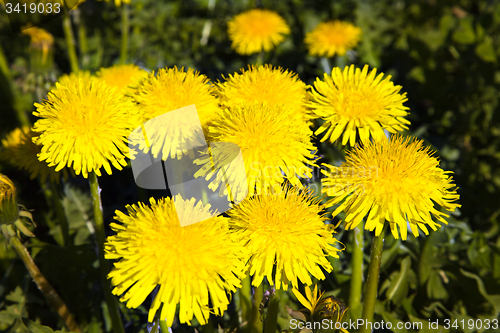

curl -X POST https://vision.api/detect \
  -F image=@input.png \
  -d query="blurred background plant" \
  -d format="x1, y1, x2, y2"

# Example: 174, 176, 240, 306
0, 0, 499, 332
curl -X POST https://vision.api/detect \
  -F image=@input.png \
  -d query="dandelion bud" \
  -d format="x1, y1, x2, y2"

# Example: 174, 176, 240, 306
22, 26, 55, 73
0, 174, 19, 225
311, 295, 348, 326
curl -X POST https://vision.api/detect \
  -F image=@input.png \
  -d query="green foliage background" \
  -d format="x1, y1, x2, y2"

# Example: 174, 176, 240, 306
0, 0, 499, 332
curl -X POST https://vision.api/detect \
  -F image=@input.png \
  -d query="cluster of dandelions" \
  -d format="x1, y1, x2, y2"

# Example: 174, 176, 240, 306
16, 57, 460, 329
227, 8, 362, 58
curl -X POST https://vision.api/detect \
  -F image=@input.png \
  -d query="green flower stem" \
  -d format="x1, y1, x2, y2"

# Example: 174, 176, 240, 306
348, 224, 364, 319
119, 4, 130, 64
89, 172, 125, 333
256, 51, 264, 66
76, 10, 89, 69
251, 283, 264, 333
359, 223, 387, 333
263, 289, 281, 333
13, 93, 31, 127
62, 14, 79, 73
0, 44, 30, 127
240, 275, 252, 333
38, 179, 52, 211
158, 320, 169, 332
10, 234, 81, 332
0, 43, 12, 81
49, 181, 70, 247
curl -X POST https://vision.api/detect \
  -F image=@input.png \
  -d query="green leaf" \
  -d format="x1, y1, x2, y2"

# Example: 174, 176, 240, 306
386, 256, 412, 305
426, 271, 448, 300
452, 17, 475, 44
61, 184, 94, 246
419, 232, 447, 284
475, 36, 497, 62
22, 318, 55, 333
5, 286, 25, 303
379, 311, 410, 333
408, 66, 425, 83
460, 269, 500, 315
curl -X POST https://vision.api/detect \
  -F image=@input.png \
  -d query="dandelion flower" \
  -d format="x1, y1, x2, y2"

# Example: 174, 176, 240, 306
321, 136, 461, 240
228, 9, 290, 55
202, 103, 316, 197
130, 67, 220, 160
228, 186, 341, 290
1, 127, 66, 183
305, 21, 361, 58
308, 65, 410, 146
105, 196, 246, 327
96, 64, 149, 95
217, 65, 311, 119
33, 75, 140, 178
132, 67, 220, 127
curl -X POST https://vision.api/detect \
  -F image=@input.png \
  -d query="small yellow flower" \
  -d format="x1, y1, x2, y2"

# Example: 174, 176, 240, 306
130, 67, 220, 160
308, 65, 410, 146
132, 67, 220, 127
33, 75, 140, 178
105, 196, 246, 327
322, 136, 461, 240
96, 64, 148, 95
1, 127, 67, 183
217, 65, 311, 120
0, 174, 19, 225
305, 21, 361, 58
228, 186, 341, 290
228, 9, 290, 55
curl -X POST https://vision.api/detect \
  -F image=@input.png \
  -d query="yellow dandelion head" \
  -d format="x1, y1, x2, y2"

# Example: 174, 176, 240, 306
105, 196, 246, 327
309, 65, 410, 146
321, 136, 461, 240
32, 75, 140, 178
205, 102, 316, 196
217, 65, 311, 119
1, 127, 67, 183
305, 20, 361, 58
228, 186, 341, 290
228, 9, 290, 55
132, 67, 220, 127
96, 64, 149, 95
